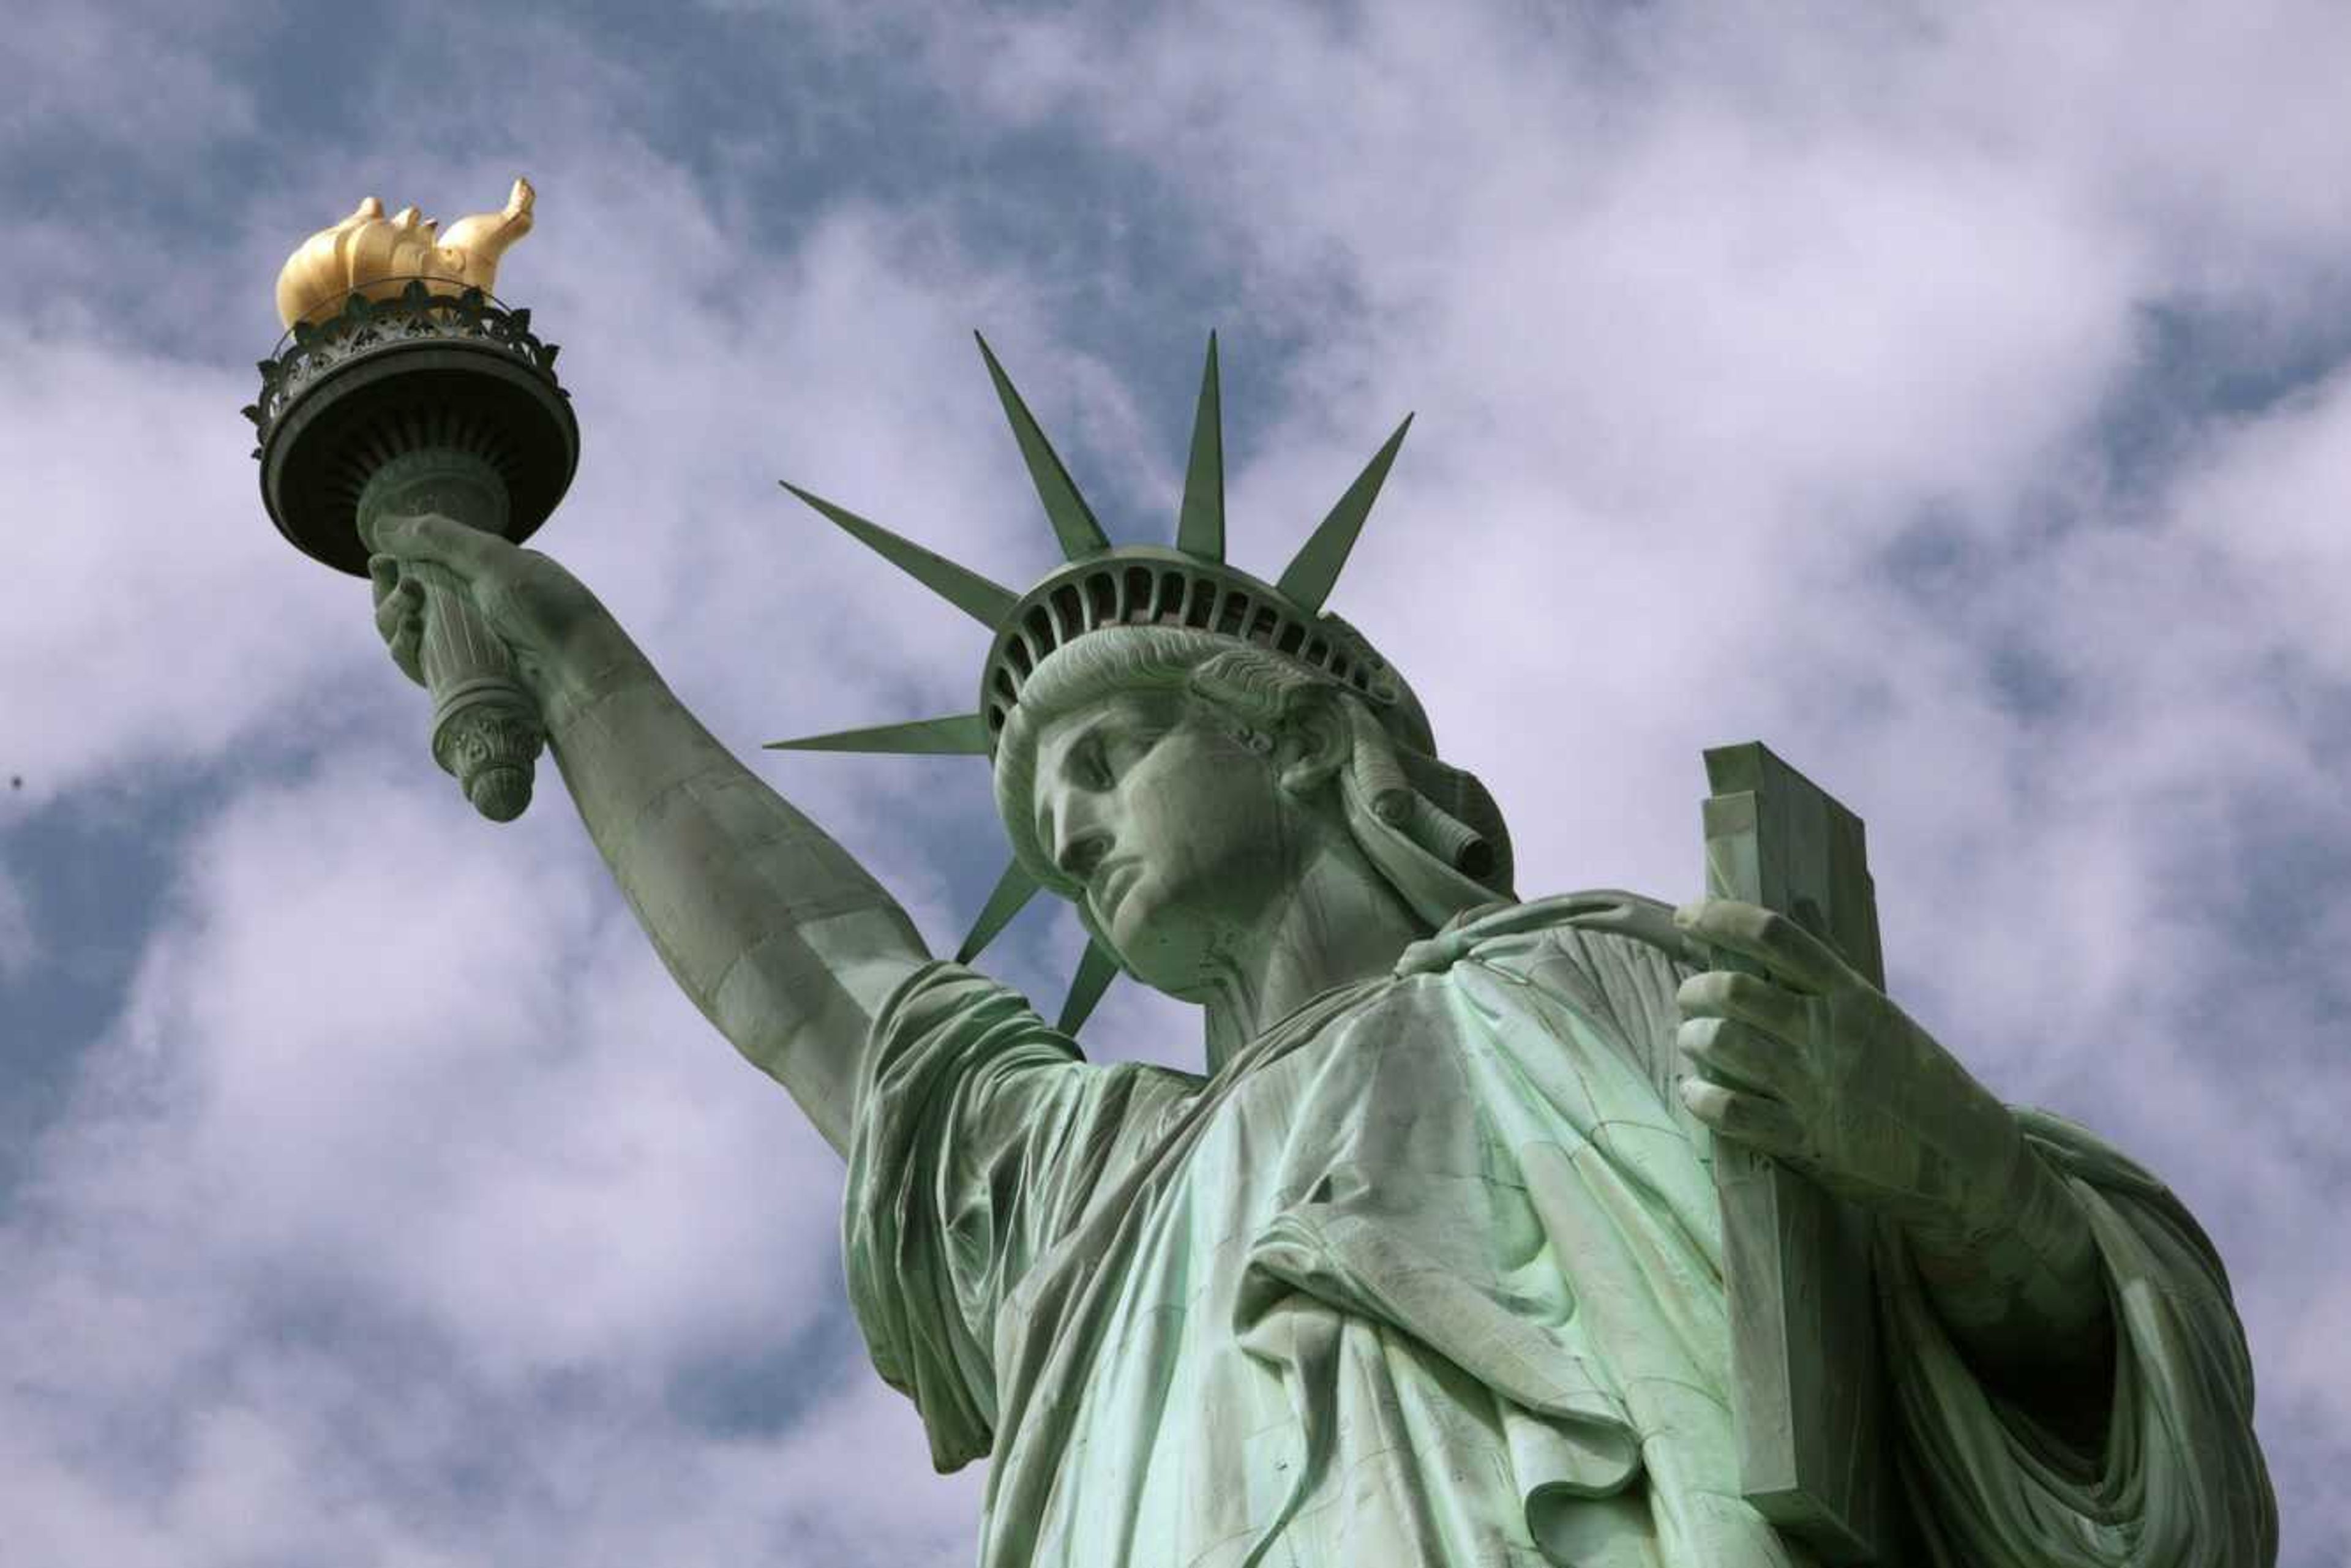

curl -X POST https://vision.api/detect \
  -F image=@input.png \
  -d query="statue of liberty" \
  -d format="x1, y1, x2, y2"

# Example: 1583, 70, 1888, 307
365, 336, 2276, 1566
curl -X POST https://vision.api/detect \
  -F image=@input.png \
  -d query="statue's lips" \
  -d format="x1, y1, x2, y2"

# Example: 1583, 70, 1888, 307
1094, 860, 1141, 919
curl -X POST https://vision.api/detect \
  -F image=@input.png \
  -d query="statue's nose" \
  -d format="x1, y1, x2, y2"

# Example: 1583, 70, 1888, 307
1051, 799, 1112, 882
1056, 828, 1111, 882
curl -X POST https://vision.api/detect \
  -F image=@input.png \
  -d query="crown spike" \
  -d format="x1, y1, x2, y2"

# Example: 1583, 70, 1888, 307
956, 860, 1043, 963
762, 713, 991, 756
975, 333, 1113, 562
1176, 332, 1225, 561
780, 481, 1019, 628
1057, 937, 1122, 1036
1274, 413, 1414, 615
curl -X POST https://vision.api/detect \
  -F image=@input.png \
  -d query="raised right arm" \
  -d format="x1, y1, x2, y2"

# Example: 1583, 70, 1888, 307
367, 512, 929, 1157
549, 662, 928, 1154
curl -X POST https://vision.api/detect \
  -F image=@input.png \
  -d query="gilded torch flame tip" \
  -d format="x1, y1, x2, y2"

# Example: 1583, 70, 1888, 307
274, 177, 539, 330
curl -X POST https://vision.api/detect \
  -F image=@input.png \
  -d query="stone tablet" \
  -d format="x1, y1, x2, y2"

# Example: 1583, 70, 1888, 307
1703, 741, 1889, 1562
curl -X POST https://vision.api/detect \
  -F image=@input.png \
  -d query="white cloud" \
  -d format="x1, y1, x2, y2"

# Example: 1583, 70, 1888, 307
2, 744, 976, 1562
0, 332, 352, 792
0, 0, 257, 162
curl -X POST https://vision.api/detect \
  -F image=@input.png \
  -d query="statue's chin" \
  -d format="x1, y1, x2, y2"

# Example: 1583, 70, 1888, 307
1104, 896, 1205, 996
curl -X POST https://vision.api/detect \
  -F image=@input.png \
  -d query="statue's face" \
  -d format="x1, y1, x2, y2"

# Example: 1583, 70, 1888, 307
1029, 688, 1320, 996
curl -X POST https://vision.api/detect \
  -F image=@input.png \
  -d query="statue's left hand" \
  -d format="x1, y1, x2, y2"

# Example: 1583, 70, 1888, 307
1670, 896, 2030, 1241
1674, 897, 2117, 1403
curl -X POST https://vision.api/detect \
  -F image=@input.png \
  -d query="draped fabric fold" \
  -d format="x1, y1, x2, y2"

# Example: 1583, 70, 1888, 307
841, 964, 1198, 1471
839, 896, 2273, 1567
1876, 1111, 2278, 1567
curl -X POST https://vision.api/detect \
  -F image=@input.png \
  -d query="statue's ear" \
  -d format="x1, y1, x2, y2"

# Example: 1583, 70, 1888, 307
1277, 694, 1351, 798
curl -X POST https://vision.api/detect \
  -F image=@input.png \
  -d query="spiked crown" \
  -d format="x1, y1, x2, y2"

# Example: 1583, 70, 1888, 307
768, 334, 1421, 1035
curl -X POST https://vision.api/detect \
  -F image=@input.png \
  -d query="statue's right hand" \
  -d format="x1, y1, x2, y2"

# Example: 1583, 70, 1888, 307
366, 512, 647, 733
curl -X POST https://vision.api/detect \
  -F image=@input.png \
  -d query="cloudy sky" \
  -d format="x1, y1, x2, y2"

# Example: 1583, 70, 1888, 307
6, 1, 2349, 1562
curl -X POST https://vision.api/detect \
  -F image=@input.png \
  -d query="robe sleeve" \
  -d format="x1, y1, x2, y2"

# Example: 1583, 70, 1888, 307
1446, 895, 2278, 1562
1879, 1109, 2279, 1566
839, 960, 1198, 1472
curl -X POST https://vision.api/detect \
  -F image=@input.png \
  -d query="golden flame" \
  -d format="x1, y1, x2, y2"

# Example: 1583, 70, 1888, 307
274, 177, 536, 329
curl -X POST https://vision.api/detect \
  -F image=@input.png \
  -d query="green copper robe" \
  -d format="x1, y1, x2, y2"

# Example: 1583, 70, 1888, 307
842, 893, 2275, 1566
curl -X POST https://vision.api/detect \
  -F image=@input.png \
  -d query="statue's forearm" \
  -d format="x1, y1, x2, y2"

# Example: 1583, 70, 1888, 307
1903, 1133, 2115, 1436
547, 661, 928, 1156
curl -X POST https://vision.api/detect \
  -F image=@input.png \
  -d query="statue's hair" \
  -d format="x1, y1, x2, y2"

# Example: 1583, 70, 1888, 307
994, 625, 1515, 905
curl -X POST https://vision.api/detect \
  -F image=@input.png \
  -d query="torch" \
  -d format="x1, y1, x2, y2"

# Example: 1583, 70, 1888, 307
244, 178, 577, 821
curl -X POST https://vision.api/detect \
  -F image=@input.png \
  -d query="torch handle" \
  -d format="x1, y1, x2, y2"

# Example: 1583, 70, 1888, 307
407, 560, 544, 822
358, 448, 544, 823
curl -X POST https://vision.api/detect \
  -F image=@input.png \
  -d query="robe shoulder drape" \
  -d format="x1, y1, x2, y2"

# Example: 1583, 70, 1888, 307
841, 892, 2275, 1567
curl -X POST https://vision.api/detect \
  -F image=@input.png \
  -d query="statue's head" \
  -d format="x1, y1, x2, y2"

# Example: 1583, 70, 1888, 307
992, 626, 1513, 999
768, 334, 1511, 1030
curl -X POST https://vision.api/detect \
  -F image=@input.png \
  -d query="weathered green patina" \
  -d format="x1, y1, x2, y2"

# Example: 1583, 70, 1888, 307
358, 339, 2278, 1566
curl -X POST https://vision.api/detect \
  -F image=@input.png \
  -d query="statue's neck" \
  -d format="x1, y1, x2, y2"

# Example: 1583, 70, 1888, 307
1195, 836, 1428, 1073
